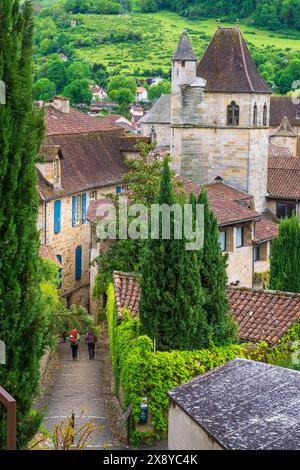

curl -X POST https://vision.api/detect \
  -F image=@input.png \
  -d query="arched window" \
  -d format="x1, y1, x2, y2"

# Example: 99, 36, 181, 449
263, 103, 268, 126
253, 103, 258, 126
227, 101, 239, 126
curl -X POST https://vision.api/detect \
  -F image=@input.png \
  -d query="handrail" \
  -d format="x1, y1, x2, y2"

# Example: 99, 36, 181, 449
0, 386, 16, 450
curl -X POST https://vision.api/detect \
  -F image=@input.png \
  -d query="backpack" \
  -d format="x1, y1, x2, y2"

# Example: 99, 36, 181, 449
87, 331, 95, 344
71, 334, 77, 344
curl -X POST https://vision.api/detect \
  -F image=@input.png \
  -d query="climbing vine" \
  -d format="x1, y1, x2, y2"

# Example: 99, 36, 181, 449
106, 282, 273, 444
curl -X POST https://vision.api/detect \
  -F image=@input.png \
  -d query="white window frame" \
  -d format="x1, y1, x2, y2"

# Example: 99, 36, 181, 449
236, 227, 244, 248
219, 230, 226, 252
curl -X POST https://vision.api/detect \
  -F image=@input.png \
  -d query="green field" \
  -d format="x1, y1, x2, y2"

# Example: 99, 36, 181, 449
73, 10, 300, 74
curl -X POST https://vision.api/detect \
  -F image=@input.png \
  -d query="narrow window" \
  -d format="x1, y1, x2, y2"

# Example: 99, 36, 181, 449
72, 196, 77, 227
54, 200, 61, 234
218, 230, 226, 252
227, 101, 239, 126
263, 103, 268, 126
75, 246, 82, 280
181, 61, 186, 67
89, 190, 97, 200
253, 103, 258, 126
236, 227, 244, 248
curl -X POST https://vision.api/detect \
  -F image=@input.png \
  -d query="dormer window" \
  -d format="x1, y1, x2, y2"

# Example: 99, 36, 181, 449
296, 111, 300, 120
227, 102, 239, 126
263, 103, 268, 126
253, 103, 258, 126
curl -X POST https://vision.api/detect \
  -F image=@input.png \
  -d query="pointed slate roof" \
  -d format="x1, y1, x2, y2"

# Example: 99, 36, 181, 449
172, 30, 197, 62
196, 27, 272, 94
271, 115, 296, 137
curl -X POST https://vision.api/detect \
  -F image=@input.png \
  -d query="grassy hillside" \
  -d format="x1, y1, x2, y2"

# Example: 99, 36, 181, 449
73, 10, 300, 74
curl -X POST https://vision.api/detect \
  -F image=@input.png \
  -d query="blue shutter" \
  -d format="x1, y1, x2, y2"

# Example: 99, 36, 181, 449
54, 200, 61, 234
82, 192, 87, 224
75, 246, 82, 280
72, 196, 77, 227
57, 255, 62, 288
116, 185, 122, 194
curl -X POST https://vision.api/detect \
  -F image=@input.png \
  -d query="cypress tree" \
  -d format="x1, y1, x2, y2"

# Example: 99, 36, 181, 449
140, 160, 209, 351
270, 215, 300, 293
0, 1, 45, 447
197, 188, 237, 345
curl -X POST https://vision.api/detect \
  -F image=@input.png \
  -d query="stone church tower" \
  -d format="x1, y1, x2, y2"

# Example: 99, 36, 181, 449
171, 27, 272, 210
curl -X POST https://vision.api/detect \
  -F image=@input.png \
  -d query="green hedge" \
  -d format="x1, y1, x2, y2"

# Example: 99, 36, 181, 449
106, 282, 271, 444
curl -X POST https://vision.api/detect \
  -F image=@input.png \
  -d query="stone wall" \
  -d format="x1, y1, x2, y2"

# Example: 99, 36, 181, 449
171, 91, 270, 211
224, 224, 254, 288
39, 185, 116, 308
140, 122, 170, 147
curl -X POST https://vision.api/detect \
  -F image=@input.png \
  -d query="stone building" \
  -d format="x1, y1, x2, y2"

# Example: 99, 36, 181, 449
270, 96, 300, 155
37, 96, 141, 308
88, 178, 278, 291
142, 27, 273, 211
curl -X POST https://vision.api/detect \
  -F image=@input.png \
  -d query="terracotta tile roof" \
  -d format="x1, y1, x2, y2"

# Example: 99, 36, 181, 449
268, 156, 300, 199
196, 28, 272, 94
255, 216, 278, 243
112, 271, 141, 321
39, 245, 61, 266
270, 96, 300, 127
228, 287, 300, 345
99, 114, 136, 132
111, 273, 299, 345
177, 176, 259, 226
85, 198, 113, 223
38, 131, 141, 200
45, 104, 119, 135
268, 142, 293, 158
173, 30, 197, 62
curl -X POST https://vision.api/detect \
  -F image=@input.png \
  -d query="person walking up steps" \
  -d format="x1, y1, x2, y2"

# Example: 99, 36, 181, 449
85, 329, 96, 360
70, 328, 80, 360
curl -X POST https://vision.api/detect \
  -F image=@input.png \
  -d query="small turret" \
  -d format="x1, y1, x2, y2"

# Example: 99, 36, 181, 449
172, 30, 197, 94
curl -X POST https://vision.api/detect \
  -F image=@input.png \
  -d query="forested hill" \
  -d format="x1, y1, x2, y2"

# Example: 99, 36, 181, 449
141, 0, 300, 31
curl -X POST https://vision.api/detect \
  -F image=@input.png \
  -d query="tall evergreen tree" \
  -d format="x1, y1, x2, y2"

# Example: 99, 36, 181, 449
197, 189, 237, 345
0, 0, 45, 447
270, 215, 300, 293
140, 159, 209, 351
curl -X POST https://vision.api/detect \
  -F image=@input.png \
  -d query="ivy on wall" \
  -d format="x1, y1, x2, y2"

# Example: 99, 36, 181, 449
106, 282, 274, 444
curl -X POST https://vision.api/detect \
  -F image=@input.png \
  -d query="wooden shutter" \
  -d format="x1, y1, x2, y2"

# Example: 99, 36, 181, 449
72, 196, 77, 227
54, 200, 61, 234
82, 192, 87, 224
75, 246, 82, 280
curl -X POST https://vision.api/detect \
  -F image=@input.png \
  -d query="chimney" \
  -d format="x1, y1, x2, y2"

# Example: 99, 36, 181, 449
51, 96, 70, 114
